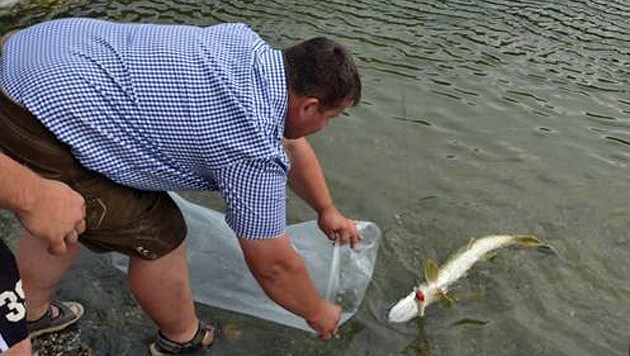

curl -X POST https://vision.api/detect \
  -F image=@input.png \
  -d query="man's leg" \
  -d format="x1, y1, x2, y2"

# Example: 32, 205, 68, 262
127, 240, 213, 344
16, 230, 80, 320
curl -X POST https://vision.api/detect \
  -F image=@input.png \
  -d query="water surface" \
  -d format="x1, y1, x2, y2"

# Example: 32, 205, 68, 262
1, 0, 629, 355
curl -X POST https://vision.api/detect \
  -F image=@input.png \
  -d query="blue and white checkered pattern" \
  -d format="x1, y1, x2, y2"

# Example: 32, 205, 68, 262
0, 18, 290, 238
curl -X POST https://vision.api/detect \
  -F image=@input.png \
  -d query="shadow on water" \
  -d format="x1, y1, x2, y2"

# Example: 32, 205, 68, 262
2, 0, 630, 354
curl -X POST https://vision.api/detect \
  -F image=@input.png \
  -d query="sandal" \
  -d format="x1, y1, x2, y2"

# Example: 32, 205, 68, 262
27, 300, 85, 338
149, 321, 219, 355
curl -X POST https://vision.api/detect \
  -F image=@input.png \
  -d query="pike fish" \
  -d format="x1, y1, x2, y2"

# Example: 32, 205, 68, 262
388, 234, 552, 322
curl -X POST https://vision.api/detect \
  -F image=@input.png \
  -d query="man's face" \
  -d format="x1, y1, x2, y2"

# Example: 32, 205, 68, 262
284, 96, 350, 139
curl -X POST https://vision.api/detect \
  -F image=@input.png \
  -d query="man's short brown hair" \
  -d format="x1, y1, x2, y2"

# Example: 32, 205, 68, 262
283, 37, 361, 110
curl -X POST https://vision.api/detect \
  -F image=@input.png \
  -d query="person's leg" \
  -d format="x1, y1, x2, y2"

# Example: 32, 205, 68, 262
0, 75, 84, 332
15, 230, 80, 320
127, 240, 213, 345
2, 338, 31, 356
1, 240, 31, 355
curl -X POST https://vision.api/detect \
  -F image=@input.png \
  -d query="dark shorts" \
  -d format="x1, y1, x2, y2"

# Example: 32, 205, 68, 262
0, 92, 187, 260
0, 240, 28, 351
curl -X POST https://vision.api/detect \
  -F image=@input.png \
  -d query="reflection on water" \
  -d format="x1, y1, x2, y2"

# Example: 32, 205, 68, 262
2, 0, 630, 355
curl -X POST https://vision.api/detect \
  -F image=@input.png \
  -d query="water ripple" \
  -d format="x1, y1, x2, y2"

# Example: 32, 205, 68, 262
4, 1, 630, 355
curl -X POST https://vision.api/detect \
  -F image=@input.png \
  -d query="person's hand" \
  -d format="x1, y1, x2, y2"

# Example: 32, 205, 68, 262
306, 300, 341, 340
317, 206, 361, 248
15, 177, 86, 255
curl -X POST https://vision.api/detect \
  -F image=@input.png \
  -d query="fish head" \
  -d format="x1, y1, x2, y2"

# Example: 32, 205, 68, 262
415, 287, 428, 317
388, 287, 428, 322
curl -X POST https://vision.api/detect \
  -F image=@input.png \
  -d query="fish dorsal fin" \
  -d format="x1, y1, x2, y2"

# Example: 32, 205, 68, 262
466, 237, 476, 250
438, 288, 455, 308
424, 259, 439, 284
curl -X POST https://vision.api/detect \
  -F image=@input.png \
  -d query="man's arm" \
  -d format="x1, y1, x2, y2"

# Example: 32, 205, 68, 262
284, 138, 360, 246
238, 233, 340, 339
0, 151, 85, 254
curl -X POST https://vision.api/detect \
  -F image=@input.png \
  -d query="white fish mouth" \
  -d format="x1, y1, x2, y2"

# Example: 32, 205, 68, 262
388, 290, 418, 323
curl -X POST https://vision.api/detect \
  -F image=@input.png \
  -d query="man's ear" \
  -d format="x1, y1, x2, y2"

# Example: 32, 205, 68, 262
302, 97, 321, 116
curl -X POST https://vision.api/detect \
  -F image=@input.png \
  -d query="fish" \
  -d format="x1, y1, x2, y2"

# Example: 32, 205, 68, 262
388, 234, 553, 323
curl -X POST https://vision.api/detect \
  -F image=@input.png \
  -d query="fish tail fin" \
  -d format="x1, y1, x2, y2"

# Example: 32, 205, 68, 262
512, 235, 556, 253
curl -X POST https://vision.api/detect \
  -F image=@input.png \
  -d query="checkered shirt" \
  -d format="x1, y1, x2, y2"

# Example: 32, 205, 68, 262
0, 18, 290, 238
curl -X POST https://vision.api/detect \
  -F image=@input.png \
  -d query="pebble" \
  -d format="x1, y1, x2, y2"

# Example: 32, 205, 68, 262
32, 327, 92, 356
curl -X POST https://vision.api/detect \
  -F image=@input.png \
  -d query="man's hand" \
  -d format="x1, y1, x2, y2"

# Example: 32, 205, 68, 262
15, 177, 86, 255
318, 206, 361, 248
285, 138, 361, 248
306, 300, 342, 340
239, 234, 343, 340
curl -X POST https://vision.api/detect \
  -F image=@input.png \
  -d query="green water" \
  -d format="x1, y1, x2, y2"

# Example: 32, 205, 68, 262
2, 0, 629, 355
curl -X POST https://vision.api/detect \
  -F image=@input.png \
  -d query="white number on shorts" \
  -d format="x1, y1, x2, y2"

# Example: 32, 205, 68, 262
0, 280, 26, 322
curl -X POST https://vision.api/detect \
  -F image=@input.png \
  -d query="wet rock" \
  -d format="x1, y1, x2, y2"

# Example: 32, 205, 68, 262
0, 211, 20, 248
0, 0, 19, 9
32, 328, 91, 356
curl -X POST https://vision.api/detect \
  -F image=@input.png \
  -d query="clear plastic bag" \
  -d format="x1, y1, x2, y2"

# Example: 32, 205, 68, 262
112, 193, 381, 331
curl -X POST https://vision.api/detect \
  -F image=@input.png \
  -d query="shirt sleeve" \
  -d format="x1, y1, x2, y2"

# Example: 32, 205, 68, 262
214, 157, 288, 239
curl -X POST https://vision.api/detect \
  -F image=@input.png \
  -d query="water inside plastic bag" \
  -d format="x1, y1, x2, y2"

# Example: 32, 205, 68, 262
112, 193, 381, 332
